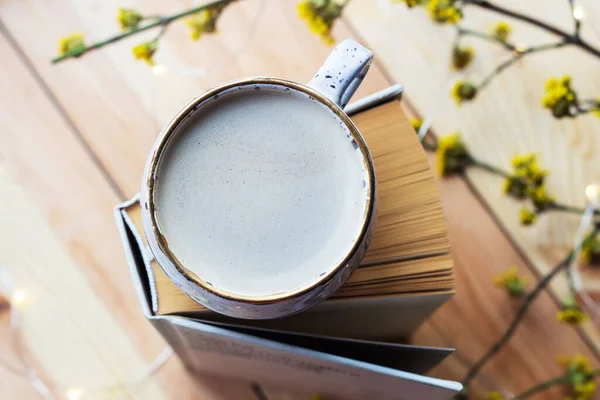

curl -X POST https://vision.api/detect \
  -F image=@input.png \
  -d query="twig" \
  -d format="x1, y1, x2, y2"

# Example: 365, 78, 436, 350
456, 26, 515, 51
513, 368, 600, 399
51, 0, 234, 64
568, 0, 582, 38
575, 99, 599, 116
467, 157, 597, 216
512, 375, 569, 400
462, 0, 600, 58
477, 41, 567, 90
460, 228, 599, 392
513, 375, 564, 400
421, 150, 594, 216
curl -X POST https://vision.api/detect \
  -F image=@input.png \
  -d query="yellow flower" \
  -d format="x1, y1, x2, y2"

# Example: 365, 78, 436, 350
575, 381, 597, 400
58, 33, 86, 56
490, 21, 511, 42
485, 392, 505, 400
410, 118, 423, 133
451, 46, 474, 70
527, 184, 554, 211
504, 153, 552, 213
436, 133, 470, 177
510, 153, 536, 169
308, 15, 328, 35
297, 1, 313, 18
297, 0, 342, 45
560, 354, 597, 400
132, 41, 157, 66
427, 0, 462, 24
185, 6, 225, 41
117, 8, 143, 31
320, 33, 335, 46
509, 153, 547, 185
557, 302, 588, 325
519, 207, 537, 226
542, 75, 578, 118
311, 394, 322, 400
503, 175, 527, 198
451, 81, 477, 105
560, 354, 592, 370
592, 98, 600, 118
581, 234, 600, 265
494, 266, 528, 297
392, 0, 419, 7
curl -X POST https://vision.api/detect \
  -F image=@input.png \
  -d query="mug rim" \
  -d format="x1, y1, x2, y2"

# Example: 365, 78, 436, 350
144, 76, 376, 305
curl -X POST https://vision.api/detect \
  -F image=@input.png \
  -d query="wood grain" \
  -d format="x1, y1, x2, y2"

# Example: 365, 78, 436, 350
0, 1, 388, 398
2, 0, 600, 398
0, 0, 391, 197
343, 0, 600, 354
0, 26, 254, 400
414, 155, 600, 399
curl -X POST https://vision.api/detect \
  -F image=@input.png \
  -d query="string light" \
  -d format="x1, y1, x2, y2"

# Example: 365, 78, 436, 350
0, 267, 174, 400
572, 4, 585, 21
585, 183, 599, 205
567, 183, 600, 320
11, 289, 27, 306
65, 388, 84, 400
0, 2, 270, 397
152, 65, 168, 75
514, 43, 527, 55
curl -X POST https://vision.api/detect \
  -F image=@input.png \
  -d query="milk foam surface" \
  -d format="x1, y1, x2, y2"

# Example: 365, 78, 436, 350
155, 85, 369, 297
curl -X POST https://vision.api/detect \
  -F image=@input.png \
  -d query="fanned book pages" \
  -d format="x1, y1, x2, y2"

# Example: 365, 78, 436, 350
118, 89, 454, 340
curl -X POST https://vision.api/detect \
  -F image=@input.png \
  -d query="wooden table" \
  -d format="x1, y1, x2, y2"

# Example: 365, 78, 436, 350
0, 1, 599, 399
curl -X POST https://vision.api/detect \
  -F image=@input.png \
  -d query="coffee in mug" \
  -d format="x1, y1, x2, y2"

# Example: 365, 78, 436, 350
141, 39, 377, 319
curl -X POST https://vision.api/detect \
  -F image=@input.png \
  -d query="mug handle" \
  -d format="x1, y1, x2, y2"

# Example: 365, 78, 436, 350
307, 39, 373, 109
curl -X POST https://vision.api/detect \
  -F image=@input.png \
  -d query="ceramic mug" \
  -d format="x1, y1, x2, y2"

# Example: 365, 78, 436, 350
140, 39, 376, 319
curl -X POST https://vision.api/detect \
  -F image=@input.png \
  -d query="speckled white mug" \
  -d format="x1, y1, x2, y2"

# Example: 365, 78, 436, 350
140, 39, 376, 319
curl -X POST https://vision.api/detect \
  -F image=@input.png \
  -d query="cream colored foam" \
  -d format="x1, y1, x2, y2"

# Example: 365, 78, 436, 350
155, 85, 369, 297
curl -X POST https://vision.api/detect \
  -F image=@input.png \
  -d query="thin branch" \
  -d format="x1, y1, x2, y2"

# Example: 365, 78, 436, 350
477, 41, 567, 90
477, 53, 524, 90
575, 99, 599, 115
512, 375, 569, 400
462, 0, 600, 58
468, 156, 597, 215
460, 256, 570, 390
456, 26, 515, 51
51, 0, 234, 64
468, 157, 508, 177
460, 228, 599, 392
551, 202, 589, 215
568, 0, 582, 38
513, 369, 600, 400
152, 24, 169, 44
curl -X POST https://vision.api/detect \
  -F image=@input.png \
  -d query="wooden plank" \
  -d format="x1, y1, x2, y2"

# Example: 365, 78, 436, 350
0, 2, 389, 398
416, 320, 494, 396
0, 32, 253, 399
5, 0, 599, 397
413, 154, 600, 398
0, 0, 391, 197
0, 1, 391, 398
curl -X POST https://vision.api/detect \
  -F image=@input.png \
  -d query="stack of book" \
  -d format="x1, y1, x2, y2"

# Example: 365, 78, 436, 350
116, 86, 459, 399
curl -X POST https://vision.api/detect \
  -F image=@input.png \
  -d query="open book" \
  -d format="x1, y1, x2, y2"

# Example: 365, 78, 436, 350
114, 85, 461, 399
